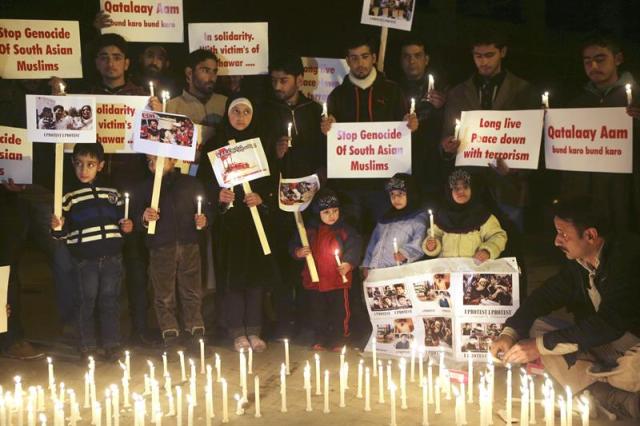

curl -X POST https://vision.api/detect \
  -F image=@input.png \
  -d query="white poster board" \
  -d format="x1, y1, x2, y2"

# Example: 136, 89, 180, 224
0, 126, 32, 184
278, 174, 320, 212
327, 121, 411, 178
544, 107, 633, 173
188, 22, 268, 75
209, 138, 270, 188
300, 57, 348, 104
455, 109, 544, 170
0, 20, 83, 79
0, 266, 8, 333
360, 0, 415, 31
26, 95, 97, 143
132, 110, 198, 161
100, 0, 184, 43
363, 257, 520, 362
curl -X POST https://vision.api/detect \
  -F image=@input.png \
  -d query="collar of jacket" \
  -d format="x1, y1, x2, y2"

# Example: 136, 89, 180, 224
268, 91, 315, 111
348, 67, 378, 90
473, 69, 507, 91
94, 81, 137, 95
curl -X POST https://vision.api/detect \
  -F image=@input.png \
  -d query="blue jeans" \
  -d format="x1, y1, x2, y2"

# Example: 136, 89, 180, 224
74, 254, 123, 350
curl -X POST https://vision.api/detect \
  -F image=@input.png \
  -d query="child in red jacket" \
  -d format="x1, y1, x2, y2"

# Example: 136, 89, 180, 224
291, 189, 362, 351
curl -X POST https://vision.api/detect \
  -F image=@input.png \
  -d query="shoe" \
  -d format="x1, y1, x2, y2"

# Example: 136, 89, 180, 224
1, 340, 45, 360
162, 330, 186, 360
311, 343, 326, 352
233, 336, 251, 352
128, 331, 161, 348
186, 328, 212, 357
248, 335, 267, 353
588, 381, 640, 419
103, 346, 123, 363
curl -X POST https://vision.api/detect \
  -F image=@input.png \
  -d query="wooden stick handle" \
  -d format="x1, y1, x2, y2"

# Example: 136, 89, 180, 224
294, 211, 319, 282
53, 144, 64, 231
147, 156, 165, 235
378, 26, 389, 72
242, 181, 271, 255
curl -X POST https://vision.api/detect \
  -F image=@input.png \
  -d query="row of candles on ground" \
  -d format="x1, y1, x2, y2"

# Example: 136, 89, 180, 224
0, 340, 593, 426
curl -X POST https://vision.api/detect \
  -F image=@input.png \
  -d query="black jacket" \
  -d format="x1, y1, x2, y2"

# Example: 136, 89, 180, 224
505, 233, 640, 360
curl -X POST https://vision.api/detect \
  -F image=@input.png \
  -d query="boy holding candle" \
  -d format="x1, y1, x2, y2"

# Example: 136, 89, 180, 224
291, 189, 362, 351
133, 155, 209, 357
50, 143, 133, 362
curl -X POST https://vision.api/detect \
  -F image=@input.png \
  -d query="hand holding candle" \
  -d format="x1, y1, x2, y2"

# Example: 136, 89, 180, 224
287, 122, 293, 147
196, 196, 204, 230
454, 119, 461, 141
428, 74, 435, 93
322, 102, 328, 118
542, 91, 550, 109
626, 84, 633, 106
410, 98, 416, 115
334, 249, 349, 283
149, 81, 155, 97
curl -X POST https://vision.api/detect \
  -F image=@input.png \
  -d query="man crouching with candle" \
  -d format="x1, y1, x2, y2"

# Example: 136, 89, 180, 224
490, 194, 640, 420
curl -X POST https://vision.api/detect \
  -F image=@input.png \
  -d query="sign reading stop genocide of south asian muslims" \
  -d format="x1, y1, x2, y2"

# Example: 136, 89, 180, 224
99, 0, 184, 43
188, 22, 268, 75
544, 107, 633, 173
0, 20, 82, 79
0, 126, 32, 184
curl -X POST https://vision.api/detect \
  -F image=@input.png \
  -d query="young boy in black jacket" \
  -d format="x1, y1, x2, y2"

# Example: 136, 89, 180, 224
51, 143, 133, 362
133, 155, 208, 356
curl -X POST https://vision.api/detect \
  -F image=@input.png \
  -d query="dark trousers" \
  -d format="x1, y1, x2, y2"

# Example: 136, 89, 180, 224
123, 234, 148, 336
75, 254, 123, 350
148, 243, 204, 336
308, 288, 351, 347
224, 287, 263, 338
0, 264, 23, 350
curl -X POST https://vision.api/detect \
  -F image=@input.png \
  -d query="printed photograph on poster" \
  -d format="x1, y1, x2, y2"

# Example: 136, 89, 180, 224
366, 283, 413, 311
278, 174, 320, 212
208, 138, 270, 188
460, 322, 505, 352
375, 318, 415, 350
26, 95, 97, 143
462, 273, 513, 306
361, 0, 415, 31
423, 317, 453, 348
133, 110, 197, 161
413, 273, 451, 308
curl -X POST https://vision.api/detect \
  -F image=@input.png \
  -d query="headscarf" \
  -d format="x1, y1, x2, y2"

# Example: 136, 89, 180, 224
435, 169, 491, 233
221, 94, 262, 143
380, 173, 423, 223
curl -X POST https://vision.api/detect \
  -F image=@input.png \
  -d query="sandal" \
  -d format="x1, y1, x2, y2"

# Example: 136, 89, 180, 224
233, 336, 251, 352
247, 335, 267, 353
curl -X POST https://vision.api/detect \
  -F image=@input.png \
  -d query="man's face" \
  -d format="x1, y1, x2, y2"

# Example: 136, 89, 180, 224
54, 107, 64, 120
72, 154, 104, 184
582, 45, 622, 87
95, 45, 129, 82
347, 45, 376, 79
146, 155, 176, 175
271, 70, 302, 102
141, 46, 169, 78
472, 44, 506, 77
553, 217, 595, 260
400, 44, 429, 80
149, 120, 158, 130
187, 58, 218, 96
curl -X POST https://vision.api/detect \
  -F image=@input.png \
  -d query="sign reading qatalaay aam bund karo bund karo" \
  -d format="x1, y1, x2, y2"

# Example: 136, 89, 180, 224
0, 19, 82, 79
327, 121, 412, 179
99, 0, 184, 43
0, 126, 32, 185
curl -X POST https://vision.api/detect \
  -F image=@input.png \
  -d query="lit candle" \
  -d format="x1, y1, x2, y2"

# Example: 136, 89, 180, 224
287, 122, 293, 147
315, 354, 322, 396
378, 361, 385, 404
410, 342, 416, 383
254, 376, 261, 418
284, 339, 290, 375
187, 395, 194, 426
247, 347, 253, 375
467, 353, 473, 403
144, 374, 150, 395
334, 249, 348, 283
59, 83, 66, 95
579, 395, 589, 426
400, 358, 408, 409
123, 193, 130, 220
530, 376, 536, 424
121, 375, 130, 408
418, 346, 424, 383
566, 386, 573, 426
196, 198, 203, 230
110, 386, 119, 426
625, 83, 632, 106
149, 81, 155, 97
239, 350, 247, 402
559, 396, 566, 426
393, 237, 400, 266
410, 98, 416, 115
542, 91, 550, 109
221, 380, 228, 423
427, 358, 434, 404
339, 363, 346, 408
435, 377, 441, 414
167, 386, 175, 417
215, 354, 221, 382
506, 364, 512, 426
428, 209, 435, 238
521, 383, 529, 426
95, 402, 102, 426
161, 91, 170, 113
179, 351, 186, 382
234, 394, 244, 416
364, 367, 371, 412
160, 352, 168, 378
38, 414, 46, 426
322, 102, 328, 118
340, 346, 346, 371
125, 351, 131, 380
372, 339, 378, 377
323, 370, 330, 414
280, 363, 287, 413
453, 385, 461, 426
176, 386, 183, 426
422, 377, 429, 426
389, 381, 397, 426
304, 364, 312, 412
148, 360, 156, 381
105, 390, 112, 426
357, 360, 364, 399
47, 357, 55, 390
428, 74, 435, 93
454, 119, 461, 140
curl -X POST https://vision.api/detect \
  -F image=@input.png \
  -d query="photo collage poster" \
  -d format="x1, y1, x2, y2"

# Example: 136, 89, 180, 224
363, 257, 519, 363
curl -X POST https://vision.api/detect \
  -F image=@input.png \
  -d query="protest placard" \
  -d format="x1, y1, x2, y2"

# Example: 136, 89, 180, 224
363, 257, 520, 362
175, 124, 214, 176
188, 22, 268, 75
327, 121, 411, 178
26, 95, 97, 143
0, 266, 8, 333
99, 0, 184, 43
0, 126, 32, 184
361, 0, 415, 31
132, 110, 198, 161
300, 57, 348, 104
209, 138, 270, 188
544, 107, 633, 173
455, 109, 544, 169
0, 19, 82, 79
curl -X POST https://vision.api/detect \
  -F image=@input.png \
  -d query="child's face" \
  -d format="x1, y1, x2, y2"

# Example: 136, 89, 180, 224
320, 207, 339, 225
390, 189, 407, 210
146, 155, 177, 175
451, 181, 471, 204
228, 104, 253, 131
72, 154, 104, 183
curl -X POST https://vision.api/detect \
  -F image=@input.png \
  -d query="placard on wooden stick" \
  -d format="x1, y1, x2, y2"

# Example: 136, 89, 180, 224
294, 211, 319, 282
147, 156, 165, 235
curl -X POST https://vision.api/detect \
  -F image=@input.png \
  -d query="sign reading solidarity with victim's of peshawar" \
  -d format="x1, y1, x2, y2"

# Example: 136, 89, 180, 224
327, 122, 411, 179
0, 126, 32, 184
544, 107, 633, 173
99, 0, 184, 43
0, 20, 82, 79
455, 109, 544, 170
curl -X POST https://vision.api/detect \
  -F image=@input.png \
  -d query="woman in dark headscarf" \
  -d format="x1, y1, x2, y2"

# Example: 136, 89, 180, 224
422, 169, 507, 263
198, 95, 279, 353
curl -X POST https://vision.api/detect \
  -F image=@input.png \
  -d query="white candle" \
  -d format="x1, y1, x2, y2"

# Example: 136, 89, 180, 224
187, 395, 194, 426
196, 199, 203, 230
234, 394, 243, 416
123, 193, 130, 220
315, 354, 322, 396
400, 358, 408, 409
364, 367, 371, 412
427, 358, 434, 404
410, 98, 416, 115
372, 340, 378, 377
542, 91, 550, 109
530, 376, 536, 424
454, 119, 461, 140
179, 351, 186, 382
393, 237, 400, 266
121, 376, 130, 408
339, 363, 346, 408
161, 91, 170, 112
284, 339, 290, 375
559, 396, 566, 426
418, 347, 424, 383
287, 122, 293, 147
148, 360, 156, 381
248, 347, 253, 375
105, 391, 112, 426
110, 386, 119, 426
205, 384, 213, 424
428, 209, 435, 238
421, 377, 429, 426
453, 385, 461, 426
428, 74, 435, 93
254, 376, 261, 418
220, 380, 228, 423
239, 349, 247, 401
304, 364, 312, 412
149, 81, 155, 97
566, 386, 573, 426
378, 361, 385, 404
125, 351, 131, 380
467, 353, 473, 403
625, 83, 632, 106
410, 342, 416, 383
340, 346, 346, 371
280, 363, 287, 412
323, 370, 330, 414
95, 402, 102, 426
435, 378, 441, 414
59, 83, 66, 95
506, 364, 513, 426
322, 102, 328, 118
357, 360, 364, 399
579, 395, 589, 426
144, 374, 150, 395
47, 358, 55, 389
334, 249, 348, 283
176, 386, 183, 426
521, 384, 529, 426
389, 381, 397, 426
215, 354, 221, 382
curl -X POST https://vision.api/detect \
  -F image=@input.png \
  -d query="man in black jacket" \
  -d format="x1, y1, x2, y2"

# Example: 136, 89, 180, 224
491, 195, 640, 419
